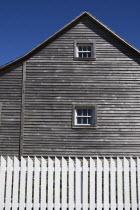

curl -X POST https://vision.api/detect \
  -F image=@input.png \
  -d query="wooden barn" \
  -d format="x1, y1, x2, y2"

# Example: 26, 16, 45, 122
0, 11, 140, 157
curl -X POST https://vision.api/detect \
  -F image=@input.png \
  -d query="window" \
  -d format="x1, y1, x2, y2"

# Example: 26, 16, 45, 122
77, 44, 92, 58
72, 104, 97, 128
74, 40, 96, 60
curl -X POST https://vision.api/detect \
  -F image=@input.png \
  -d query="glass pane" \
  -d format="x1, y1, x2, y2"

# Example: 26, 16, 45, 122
83, 46, 87, 51
79, 53, 82, 57
83, 53, 87, 58
83, 109, 87, 116
78, 46, 82, 51
77, 117, 81, 124
88, 46, 91, 51
88, 109, 93, 116
77, 109, 82, 116
88, 117, 92, 124
83, 117, 87, 124
88, 53, 91, 57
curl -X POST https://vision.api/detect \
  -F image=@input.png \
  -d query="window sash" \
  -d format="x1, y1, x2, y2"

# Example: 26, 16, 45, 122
75, 108, 94, 125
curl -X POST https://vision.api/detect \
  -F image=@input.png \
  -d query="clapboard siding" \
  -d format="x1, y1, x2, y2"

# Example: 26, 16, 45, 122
0, 14, 140, 156
19, 16, 140, 156
0, 64, 22, 155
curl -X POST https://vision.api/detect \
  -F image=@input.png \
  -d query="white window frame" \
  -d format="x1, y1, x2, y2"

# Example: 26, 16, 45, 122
76, 43, 93, 58
74, 40, 96, 60
72, 104, 97, 128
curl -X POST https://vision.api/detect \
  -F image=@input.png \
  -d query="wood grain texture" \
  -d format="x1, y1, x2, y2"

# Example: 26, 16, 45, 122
0, 64, 22, 155
0, 16, 140, 156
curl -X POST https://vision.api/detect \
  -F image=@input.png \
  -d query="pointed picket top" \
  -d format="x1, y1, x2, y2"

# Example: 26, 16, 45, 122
89, 157, 95, 210
40, 157, 47, 210
62, 157, 67, 210
130, 157, 137, 210
83, 157, 88, 210
26, 156, 33, 210
34, 157, 40, 210
137, 158, 140, 209
117, 157, 123, 210
124, 157, 130, 209
0, 156, 6, 209
110, 158, 116, 210
55, 157, 60, 210
19, 156, 26, 210
96, 157, 102, 209
69, 157, 74, 210
104, 157, 109, 210
12, 156, 20, 210
5, 156, 13, 210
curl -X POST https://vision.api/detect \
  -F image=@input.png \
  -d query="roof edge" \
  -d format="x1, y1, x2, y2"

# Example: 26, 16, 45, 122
0, 11, 139, 70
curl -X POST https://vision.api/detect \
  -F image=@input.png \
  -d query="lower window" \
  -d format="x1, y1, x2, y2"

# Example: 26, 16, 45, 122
72, 104, 97, 128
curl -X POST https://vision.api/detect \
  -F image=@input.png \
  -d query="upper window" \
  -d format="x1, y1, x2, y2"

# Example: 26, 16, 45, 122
72, 104, 97, 128
74, 40, 96, 60
77, 44, 92, 58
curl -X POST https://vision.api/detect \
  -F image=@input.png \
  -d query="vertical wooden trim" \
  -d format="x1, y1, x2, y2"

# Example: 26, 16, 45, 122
19, 61, 26, 158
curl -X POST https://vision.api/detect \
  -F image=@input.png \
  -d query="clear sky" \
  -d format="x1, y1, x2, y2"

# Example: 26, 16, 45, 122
0, 0, 140, 66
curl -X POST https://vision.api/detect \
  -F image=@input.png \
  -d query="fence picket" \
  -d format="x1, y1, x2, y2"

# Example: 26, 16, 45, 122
130, 157, 137, 210
62, 157, 67, 210
137, 158, 140, 209
76, 157, 81, 210
0, 156, 139, 209
97, 157, 102, 210
110, 158, 116, 209
34, 157, 40, 210
26, 157, 33, 210
12, 157, 20, 210
55, 157, 60, 210
83, 158, 88, 210
48, 157, 54, 210
40, 157, 47, 210
117, 157, 123, 210
69, 157, 74, 210
0, 157, 6, 208
124, 157, 130, 209
5, 157, 13, 210
19, 157, 26, 210
90, 157, 95, 210
103, 158, 109, 210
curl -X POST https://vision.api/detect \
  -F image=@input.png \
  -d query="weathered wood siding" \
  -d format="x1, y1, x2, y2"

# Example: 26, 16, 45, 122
21, 16, 140, 156
1, 15, 140, 156
0, 64, 22, 155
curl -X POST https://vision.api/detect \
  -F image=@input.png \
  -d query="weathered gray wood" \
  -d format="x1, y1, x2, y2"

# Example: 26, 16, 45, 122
19, 61, 26, 158
0, 15, 140, 156
0, 64, 22, 156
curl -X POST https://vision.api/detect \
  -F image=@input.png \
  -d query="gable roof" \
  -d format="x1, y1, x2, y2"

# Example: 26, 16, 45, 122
0, 11, 140, 70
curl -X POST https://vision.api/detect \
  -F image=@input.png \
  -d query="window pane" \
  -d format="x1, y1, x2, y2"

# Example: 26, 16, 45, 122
78, 46, 82, 51
83, 117, 87, 124
88, 109, 93, 116
77, 117, 81, 124
79, 53, 82, 57
83, 46, 87, 51
77, 109, 82, 116
88, 117, 92, 124
83, 109, 87, 116
88, 46, 91, 51
83, 53, 87, 58
87, 53, 91, 57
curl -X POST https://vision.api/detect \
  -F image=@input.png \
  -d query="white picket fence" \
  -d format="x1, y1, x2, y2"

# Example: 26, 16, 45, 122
0, 156, 140, 209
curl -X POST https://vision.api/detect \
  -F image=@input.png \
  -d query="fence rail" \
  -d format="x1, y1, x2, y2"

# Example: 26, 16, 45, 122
0, 156, 140, 209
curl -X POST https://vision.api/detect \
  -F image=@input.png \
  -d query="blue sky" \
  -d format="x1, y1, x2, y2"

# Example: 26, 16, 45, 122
0, 0, 140, 66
